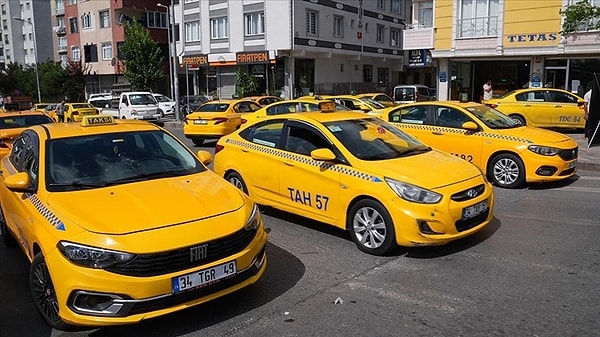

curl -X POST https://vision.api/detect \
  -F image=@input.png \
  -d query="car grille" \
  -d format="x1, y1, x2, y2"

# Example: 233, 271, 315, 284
558, 147, 577, 161
455, 209, 490, 232
450, 184, 486, 202
106, 227, 258, 277
126, 246, 266, 316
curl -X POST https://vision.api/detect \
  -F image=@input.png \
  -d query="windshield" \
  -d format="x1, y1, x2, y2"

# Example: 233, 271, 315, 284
359, 98, 386, 108
46, 130, 205, 191
129, 94, 157, 105
325, 118, 430, 160
154, 95, 172, 102
466, 105, 521, 129
0, 115, 54, 129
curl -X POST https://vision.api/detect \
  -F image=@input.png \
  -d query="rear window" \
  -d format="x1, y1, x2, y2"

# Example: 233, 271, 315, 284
197, 103, 230, 112
394, 87, 415, 101
0, 115, 54, 129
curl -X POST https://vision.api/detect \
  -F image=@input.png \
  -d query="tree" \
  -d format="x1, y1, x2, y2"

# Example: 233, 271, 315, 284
63, 60, 90, 102
235, 68, 259, 97
560, 0, 600, 36
120, 19, 165, 90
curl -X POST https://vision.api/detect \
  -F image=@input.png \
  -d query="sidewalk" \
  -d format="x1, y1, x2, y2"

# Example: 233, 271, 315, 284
163, 121, 600, 172
569, 132, 600, 172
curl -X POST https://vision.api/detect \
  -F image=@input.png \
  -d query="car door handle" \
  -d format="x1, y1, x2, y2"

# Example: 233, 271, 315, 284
432, 131, 444, 135
554, 105, 562, 108
523, 104, 531, 107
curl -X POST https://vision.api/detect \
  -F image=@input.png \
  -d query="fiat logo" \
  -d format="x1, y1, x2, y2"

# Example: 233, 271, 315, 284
190, 244, 208, 262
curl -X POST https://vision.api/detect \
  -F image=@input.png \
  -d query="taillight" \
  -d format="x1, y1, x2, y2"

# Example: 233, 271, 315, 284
240, 118, 248, 124
415, 92, 419, 101
577, 102, 585, 109
214, 144, 224, 154
487, 104, 498, 109
73, 110, 79, 115
213, 117, 228, 124
183, 117, 189, 124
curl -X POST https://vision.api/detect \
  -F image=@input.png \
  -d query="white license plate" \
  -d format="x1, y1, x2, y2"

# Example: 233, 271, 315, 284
462, 199, 488, 220
568, 160, 577, 169
172, 261, 237, 293
194, 119, 208, 125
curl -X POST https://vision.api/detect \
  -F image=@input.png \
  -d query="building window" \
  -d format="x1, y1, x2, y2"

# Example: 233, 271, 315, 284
1, 4, 5, 15
306, 10, 318, 35
333, 15, 344, 37
57, 17, 66, 28
377, 67, 389, 85
211, 17, 228, 39
419, 2, 433, 28
391, 0, 401, 14
82, 13, 92, 30
363, 65, 373, 82
390, 27, 401, 46
377, 0, 385, 10
67, 0, 76, 5
458, 0, 499, 38
72, 46, 81, 61
58, 36, 67, 52
99, 10, 110, 28
245, 12, 265, 36
2, 19, 7, 30
69, 17, 78, 33
84, 44, 98, 62
147, 11, 167, 28
376, 24, 385, 43
102, 42, 112, 60
185, 21, 200, 42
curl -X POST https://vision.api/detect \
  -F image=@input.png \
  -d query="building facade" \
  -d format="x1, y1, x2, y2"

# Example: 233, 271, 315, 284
179, 0, 409, 100
427, 0, 600, 102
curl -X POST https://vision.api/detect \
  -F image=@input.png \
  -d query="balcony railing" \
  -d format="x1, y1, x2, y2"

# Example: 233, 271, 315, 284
457, 16, 498, 38
58, 45, 67, 52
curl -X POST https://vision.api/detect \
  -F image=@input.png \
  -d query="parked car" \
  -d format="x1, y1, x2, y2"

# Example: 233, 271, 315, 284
483, 88, 586, 129
355, 92, 397, 107
180, 95, 210, 118
0, 109, 55, 158
213, 102, 494, 255
392, 84, 436, 104
87, 96, 113, 113
152, 93, 177, 117
378, 101, 578, 188
240, 98, 351, 124
243, 95, 283, 106
63, 102, 100, 122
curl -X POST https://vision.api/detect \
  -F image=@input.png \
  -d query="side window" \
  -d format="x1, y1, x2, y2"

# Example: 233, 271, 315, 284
9, 131, 39, 185
435, 107, 471, 128
284, 125, 332, 156
240, 121, 284, 148
9, 136, 28, 170
266, 103, 293, 115
550, 92, 576, 103
399, 106, 428, 125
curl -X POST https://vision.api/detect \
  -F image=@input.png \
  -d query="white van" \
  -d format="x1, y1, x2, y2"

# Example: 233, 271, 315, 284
392, 84, 436, 104
117, 92, 161, 120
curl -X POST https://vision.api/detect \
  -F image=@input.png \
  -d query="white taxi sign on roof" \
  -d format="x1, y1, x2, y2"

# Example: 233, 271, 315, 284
81, 114, 116, 126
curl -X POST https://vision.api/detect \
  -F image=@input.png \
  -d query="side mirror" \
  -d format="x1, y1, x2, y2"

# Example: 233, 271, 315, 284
197, 150, 213, 165
4, 172, 33, 192
462, 121, 479, 131
310, 148, 336, 161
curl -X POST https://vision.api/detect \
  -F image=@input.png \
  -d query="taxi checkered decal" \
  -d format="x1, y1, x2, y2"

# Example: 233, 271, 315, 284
26, 193, 66, 231
393, 123, 533, 144
226, 138, 383, 183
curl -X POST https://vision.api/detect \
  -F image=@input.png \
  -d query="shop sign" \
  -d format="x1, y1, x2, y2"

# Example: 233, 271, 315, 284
408, 49, 427, 67
440, 71, 447, 83
236, 51, 271, 64
506, 33, 558, 45
182, 54, 208, 68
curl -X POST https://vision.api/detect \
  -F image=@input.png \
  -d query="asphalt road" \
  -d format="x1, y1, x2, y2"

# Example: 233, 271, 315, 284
1, 125, 599, 337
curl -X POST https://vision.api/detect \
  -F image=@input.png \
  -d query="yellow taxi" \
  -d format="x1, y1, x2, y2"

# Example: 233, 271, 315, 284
0, 115, 267, 329
243, 95, 282, 106
213, 102, 494, 255
240, 98, 351, 124
483, 88, 586, 129
183, 99, 262, 146
328, 95, 388, 114
379, 101, 579, 188
355, 93, 397, 107
0, 109, 55, 158
63, 102, 100, 122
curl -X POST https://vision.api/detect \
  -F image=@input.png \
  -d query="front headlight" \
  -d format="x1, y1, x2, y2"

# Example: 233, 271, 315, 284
244, 203, 261, 231
58, 241, 135, 269
385, 178, 442, 204
528, 145, 561, 156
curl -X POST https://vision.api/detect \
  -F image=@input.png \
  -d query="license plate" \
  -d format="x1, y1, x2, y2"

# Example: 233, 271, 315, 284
568, 160, 577, 169
172, 261, 237, 293
194, 119, 208, 125
462, 199, 488, 220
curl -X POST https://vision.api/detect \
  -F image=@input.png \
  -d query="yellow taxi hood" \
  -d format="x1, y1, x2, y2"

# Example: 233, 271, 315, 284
362, 149, 482, 189
507, 126, 577, 145
46, 174, 247, 235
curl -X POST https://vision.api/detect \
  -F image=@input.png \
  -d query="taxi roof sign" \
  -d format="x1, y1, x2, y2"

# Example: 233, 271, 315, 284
81, 114, 116, 126
319, 101, 336, 113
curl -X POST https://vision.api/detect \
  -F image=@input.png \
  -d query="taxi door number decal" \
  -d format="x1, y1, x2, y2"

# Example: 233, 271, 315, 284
287, 187, 329, 211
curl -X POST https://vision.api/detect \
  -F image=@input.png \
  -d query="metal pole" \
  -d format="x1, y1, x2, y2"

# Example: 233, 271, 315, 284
186, 64, 189, 100
170, 0, 180, 121
13, 17, 41, 103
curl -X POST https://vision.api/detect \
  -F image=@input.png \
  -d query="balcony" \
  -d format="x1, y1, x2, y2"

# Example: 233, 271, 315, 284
56, 7, 65, 16
403, 26, 434, 50
58, 45, 67, 53
457, 16, 498, 38
53, 26, 66, 35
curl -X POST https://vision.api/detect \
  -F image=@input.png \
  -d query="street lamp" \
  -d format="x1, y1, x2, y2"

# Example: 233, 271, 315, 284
157, 2, 181, 121
13, 16, 41, 103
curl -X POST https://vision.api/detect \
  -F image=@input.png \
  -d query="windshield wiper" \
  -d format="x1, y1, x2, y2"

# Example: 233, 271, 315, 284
396, 146, 432, 157
47, 181, 107, 189
106, 170, 184, 185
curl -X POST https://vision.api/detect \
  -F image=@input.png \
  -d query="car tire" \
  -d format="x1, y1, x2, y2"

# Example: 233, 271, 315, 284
30, 253, 72, 331
192, 139, 204, 146
224, 171, 249, 195
0, 205, 17, 247
488, 153, 525, 189
510, 115, 526, 126
158, 109, 165, 118
348, 199, 396, 255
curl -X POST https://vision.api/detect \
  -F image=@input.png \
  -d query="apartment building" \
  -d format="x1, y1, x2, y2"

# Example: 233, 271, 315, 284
408, 0, 600, 101
179, 0, 409, 100
0, 0, 53, 68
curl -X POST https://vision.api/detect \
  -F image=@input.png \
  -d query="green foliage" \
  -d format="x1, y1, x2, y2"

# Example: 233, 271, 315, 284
120, 19, 165, 90
560, 0, 600, 35
235, 68, 259, 97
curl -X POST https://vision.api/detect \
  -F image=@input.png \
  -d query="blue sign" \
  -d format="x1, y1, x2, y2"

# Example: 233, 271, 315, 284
440, 72, 447, 83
